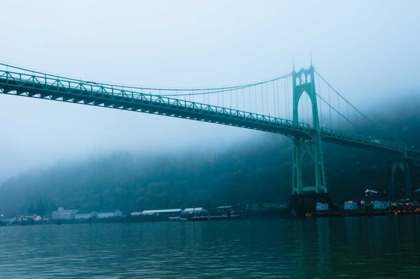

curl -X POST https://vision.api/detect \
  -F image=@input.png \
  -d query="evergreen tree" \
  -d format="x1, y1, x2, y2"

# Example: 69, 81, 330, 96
27, 202, 35, 215
50, 201, 58, 213
36, 200, 46, 216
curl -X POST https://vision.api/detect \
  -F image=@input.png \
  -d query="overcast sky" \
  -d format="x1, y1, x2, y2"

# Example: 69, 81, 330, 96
0, 0, 419, 183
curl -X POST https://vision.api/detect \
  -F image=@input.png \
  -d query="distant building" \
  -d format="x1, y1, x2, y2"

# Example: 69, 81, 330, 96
183, 208, 207, 215
247, 203, 288, 211
75, 210, 97, 220
52, 208, 78, 220
216, 205, 234, 213
97, 209, 123, 219
344, 201, 358, 210
142, 209, 182, 216
373, 201, 388, 210
130, 212, 142, 216
316, 203, 329, 211
21, 215, 42, 222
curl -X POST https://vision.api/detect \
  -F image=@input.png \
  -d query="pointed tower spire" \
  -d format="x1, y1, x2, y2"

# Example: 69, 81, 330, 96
310, 49, 313, 67
292, 54, 295, 72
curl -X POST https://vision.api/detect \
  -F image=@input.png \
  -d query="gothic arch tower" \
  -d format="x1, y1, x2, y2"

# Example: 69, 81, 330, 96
388, 159, 412, 200
292, 66, 327, 195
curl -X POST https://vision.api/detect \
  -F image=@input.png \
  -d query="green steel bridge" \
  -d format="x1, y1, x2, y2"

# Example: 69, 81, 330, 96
0, 63, 418, 198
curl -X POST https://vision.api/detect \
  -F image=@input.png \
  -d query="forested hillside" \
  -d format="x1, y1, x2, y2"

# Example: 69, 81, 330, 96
1, 97, 419, 217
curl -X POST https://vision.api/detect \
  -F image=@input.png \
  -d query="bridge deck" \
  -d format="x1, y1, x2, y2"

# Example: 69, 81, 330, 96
0, 69, 418, 159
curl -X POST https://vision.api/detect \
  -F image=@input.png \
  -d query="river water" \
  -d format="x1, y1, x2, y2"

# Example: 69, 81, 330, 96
1, 216, 420, 278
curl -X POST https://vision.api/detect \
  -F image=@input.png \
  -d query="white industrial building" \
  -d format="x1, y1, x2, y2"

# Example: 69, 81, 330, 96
142, 209, 182, 216
97, 209, 123, 219
75, 211, 97, 220
52, 208, 78, 220
216, 206, 233, 213
183, 208, 207, 214
130, 212, 142, 216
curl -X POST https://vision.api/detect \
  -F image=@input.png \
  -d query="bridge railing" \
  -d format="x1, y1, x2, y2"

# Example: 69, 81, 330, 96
320, 127, 406, 153
2, 68, 419, 158
0, 69, 313, 133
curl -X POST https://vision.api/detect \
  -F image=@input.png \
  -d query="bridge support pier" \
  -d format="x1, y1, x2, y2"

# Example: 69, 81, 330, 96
291, 193, 329, 216
292, 135, 327, 195
388, 159, 412, 200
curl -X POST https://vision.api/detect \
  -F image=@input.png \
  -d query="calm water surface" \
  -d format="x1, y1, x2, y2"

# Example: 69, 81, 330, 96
1, 216, 420, 278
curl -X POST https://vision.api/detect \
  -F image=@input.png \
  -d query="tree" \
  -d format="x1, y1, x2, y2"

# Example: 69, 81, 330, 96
50, 201, 58, 213
36, 200, 46, 216
27, 202, 35, 215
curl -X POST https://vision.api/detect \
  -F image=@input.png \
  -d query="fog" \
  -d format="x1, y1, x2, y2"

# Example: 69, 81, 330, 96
0, 0, 419, 184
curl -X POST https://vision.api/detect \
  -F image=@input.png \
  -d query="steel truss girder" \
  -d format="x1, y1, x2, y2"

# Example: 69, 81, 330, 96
0, 77, 310, 139
0, 68, 417, 160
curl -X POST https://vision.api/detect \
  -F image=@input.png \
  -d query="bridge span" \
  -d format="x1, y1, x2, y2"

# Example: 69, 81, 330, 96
0, 63, 418, 198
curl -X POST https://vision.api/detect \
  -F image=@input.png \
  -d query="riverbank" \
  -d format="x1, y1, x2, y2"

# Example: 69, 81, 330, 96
2, 208, 420, 227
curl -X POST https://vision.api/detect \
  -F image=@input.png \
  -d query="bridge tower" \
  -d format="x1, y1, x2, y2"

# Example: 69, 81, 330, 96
388, 159, 413, 200
291, 66, 327, 196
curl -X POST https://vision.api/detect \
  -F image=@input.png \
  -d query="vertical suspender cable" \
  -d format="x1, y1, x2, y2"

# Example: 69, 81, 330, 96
272, 81, 276, 117
337, 94, 340, 129
230, 88, 233, 108
249, 86, 251, 112
236, 87, 238, 109
222, 88, 224, 107
255, 85, 257, 114
242, 88, 245, 112
318, 75, 323, 128
261, 84, 264, 115
266, 82, 269, 115
274, 80, 277, 117
284, 78, 288, 119
328, 86, 332, 129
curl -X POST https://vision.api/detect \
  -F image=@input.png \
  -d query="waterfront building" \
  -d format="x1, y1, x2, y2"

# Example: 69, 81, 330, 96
75, 211, 97, 220
97, 209, 123, 219
130, 212, 142, 216
216, 205, 234, 213
316, 203, 329, 211
52, 208, 78, 220
344, 201, 358, 210
27, 215, 42, 222
142, 209, 182, 216
183, 208, 207, 215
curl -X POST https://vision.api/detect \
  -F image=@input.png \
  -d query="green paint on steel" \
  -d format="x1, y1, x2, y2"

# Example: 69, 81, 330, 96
292, 66, 327, 195
0, 63, 420, 198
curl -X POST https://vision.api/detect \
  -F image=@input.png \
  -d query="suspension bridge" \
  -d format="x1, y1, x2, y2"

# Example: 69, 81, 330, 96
0, 62, 418, 199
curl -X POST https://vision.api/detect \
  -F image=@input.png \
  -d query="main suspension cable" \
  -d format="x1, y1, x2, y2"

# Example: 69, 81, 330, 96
315, 71, 401, 142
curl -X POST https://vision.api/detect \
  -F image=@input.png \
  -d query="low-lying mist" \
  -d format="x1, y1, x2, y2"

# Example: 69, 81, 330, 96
1, 95, 420, 216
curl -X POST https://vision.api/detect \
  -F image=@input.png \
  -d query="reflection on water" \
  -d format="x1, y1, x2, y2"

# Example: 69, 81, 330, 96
1, 216, 420, 278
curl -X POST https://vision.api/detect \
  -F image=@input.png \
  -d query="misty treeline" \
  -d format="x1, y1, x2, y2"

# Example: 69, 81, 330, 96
0, 97, 420, 216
